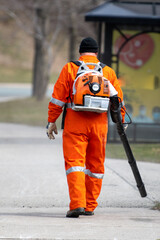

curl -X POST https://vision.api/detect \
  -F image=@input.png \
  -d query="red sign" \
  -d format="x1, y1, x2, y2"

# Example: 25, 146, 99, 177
114, 34, 155, 69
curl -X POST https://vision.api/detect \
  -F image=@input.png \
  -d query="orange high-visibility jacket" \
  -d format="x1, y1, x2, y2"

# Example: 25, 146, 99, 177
48, 55, 125, 123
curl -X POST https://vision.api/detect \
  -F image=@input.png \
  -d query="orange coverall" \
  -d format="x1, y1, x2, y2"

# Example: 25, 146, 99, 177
48, 55, 125, 211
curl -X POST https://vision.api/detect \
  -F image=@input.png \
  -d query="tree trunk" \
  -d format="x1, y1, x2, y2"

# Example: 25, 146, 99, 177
32, 8, 51, 101
69, 24, 76, 61
68, 8, 77, 61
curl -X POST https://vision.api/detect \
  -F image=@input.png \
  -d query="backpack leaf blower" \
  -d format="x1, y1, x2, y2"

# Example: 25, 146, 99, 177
110, 95, 147, 198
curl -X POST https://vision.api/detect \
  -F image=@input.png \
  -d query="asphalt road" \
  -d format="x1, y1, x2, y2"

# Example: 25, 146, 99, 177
0, 123, 160, 240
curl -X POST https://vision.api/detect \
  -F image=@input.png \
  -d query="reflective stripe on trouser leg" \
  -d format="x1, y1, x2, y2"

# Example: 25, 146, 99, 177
85, 169, 104, 179
66, 166, 85, 176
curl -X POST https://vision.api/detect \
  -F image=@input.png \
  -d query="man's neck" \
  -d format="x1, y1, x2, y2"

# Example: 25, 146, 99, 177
80, 52, 98, 57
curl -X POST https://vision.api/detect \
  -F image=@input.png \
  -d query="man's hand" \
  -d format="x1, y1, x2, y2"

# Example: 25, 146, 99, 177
46, 122, 58, 140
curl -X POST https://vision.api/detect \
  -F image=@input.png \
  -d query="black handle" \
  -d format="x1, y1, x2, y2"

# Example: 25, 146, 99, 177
118, 126, 147, 197
110, 95, 147, 198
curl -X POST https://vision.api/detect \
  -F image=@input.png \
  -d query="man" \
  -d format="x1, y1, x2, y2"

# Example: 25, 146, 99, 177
47, 37, 125, 218
133, 105, 153, 123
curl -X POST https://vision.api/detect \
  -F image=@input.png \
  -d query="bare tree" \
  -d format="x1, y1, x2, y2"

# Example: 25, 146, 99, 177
63, 0, 105, 61
68, 3, 77, 61
0, 0, 105, 100
32, 0, 62, 100
1, 0, 63, 100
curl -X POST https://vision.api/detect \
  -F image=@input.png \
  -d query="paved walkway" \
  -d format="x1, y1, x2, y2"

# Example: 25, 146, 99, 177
0, 83, 53, 102
0, 123, 160, 240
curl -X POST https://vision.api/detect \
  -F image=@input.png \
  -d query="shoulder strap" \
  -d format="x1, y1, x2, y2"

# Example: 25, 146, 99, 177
71, 61, 106, 78
71, 61, 106, 69
100, 62, 106, 69
70, 61, 82, 67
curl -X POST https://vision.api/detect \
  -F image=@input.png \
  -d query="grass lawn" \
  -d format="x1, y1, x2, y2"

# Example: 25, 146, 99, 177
0, 97, 62, 129
0, 66, 32, 83
106, 143, 160, 163
0, 97, 159, 163
152, 202, 160, 211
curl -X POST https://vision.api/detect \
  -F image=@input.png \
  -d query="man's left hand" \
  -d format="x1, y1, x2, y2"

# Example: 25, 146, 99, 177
46, 122, 58, 140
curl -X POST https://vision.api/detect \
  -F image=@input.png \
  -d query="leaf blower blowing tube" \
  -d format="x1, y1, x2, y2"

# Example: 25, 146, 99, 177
110, 95, 147, 198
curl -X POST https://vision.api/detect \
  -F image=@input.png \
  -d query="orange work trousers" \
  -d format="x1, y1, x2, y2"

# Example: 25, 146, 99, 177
63, 108, 108, 211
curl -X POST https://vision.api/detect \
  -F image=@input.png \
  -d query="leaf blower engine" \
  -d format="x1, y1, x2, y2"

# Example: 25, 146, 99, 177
72, 62, 118, 113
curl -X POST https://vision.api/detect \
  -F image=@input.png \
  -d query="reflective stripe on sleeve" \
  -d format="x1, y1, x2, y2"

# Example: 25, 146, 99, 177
50, 97, 65, 107
85, 169, 104, 179
66, 166, 85, 176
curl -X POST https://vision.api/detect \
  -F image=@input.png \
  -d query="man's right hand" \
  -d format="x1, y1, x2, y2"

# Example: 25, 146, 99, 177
46, 122, 58, 140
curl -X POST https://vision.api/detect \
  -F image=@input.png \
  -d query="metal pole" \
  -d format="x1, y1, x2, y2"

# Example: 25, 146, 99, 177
98, 22, 102, 61
104, 23, 113, 67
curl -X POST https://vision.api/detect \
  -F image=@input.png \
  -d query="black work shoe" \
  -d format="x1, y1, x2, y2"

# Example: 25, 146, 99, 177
66, 207, 85, 218
82, 211, 94, 216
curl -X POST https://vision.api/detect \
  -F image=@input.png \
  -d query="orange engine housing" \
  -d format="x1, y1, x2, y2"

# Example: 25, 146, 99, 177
73, 72, 110, 106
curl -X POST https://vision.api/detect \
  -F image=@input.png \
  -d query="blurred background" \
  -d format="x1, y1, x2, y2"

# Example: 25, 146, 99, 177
0, 0, 160, 162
